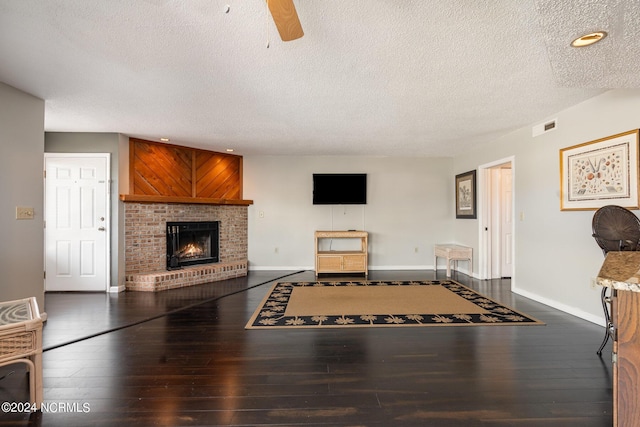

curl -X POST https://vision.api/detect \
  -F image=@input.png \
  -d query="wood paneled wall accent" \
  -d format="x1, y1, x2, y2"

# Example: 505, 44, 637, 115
129, 138, 244, 200
130, 139, 193, 197
195, 150, 242, 200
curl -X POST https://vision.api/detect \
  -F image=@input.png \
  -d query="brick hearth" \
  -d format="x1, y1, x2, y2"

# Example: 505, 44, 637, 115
124, 202, 248, 292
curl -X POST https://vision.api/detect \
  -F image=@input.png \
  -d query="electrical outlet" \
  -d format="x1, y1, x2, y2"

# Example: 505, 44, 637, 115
414, 247, 419, 253
590, 277, 597, 290
16, 206, 34, 220
274, 247, 279, 254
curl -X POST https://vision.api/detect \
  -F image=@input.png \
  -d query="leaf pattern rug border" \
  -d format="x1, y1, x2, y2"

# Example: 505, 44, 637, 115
245, 280, 544, 329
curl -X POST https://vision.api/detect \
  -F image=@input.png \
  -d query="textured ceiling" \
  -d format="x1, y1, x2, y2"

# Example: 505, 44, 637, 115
0, 0, 635, 157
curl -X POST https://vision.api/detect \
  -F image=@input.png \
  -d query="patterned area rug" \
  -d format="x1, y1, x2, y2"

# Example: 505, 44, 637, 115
246, 280, 544, 329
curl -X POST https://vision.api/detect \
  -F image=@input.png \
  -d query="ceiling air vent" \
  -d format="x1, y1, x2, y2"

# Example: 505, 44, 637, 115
532, 119, 557, 137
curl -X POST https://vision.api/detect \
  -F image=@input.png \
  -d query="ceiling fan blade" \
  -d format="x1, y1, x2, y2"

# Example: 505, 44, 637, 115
266, 0, 304, 41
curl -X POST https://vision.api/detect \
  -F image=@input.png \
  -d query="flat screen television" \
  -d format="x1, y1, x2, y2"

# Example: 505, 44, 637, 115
313, 173, 367, 205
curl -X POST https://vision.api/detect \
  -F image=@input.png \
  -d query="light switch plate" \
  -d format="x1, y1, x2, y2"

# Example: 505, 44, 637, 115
16, 206, 34, 220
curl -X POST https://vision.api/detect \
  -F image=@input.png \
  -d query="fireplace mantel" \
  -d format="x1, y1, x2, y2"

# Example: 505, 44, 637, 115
120, 194, 253, 206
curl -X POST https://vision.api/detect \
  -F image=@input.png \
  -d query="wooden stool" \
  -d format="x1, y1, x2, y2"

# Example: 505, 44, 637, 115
434, 244, 473, 277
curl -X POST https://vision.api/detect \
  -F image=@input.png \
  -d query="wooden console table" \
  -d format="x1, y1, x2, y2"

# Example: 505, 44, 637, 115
597, 251, 640, 427
315, 230, 368, 277
434, 244, 472, 277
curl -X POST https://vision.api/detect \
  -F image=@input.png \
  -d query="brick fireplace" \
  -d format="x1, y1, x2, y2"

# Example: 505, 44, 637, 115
124, 202, 248, 292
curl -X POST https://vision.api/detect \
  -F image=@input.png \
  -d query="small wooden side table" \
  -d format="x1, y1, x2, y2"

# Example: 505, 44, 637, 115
315, 230, 368, 277
434, 244, 472, 277
0, 297, 43, 406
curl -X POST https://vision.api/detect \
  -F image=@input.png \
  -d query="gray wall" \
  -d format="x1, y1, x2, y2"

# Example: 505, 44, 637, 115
453, 89, 640, 325
0, 82, 45, 308
243, 155, 454, 270
45, 132, 126, 291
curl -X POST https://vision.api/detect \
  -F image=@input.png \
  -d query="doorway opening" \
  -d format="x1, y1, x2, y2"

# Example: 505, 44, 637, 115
478, 156, 515, 283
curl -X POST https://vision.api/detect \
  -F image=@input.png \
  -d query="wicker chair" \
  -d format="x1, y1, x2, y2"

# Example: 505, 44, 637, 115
0, 297, 43, 406
592, 205, 640, 355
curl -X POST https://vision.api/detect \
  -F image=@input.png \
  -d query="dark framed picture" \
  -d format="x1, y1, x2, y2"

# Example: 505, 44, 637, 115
456, 170, 476, 219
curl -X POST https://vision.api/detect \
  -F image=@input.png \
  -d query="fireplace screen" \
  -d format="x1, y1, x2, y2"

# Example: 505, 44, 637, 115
166, 221, 219, 270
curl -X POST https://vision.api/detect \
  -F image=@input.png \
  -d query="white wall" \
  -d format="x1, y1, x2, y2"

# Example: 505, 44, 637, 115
243, 156, 454, 270
453, 89, 640, 325
0, 82, 45, 308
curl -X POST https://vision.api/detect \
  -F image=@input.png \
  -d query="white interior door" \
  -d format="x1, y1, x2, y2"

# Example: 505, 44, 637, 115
45, 154, 110, 291
500, 168, 513, 277
490, 168, 502, 278
489, 165, 513, 279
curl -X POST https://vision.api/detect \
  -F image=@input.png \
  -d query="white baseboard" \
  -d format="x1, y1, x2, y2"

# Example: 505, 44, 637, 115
109, 285, 126, 293
371, 265, 479, 278
512, 285, 605, 326
248, 265, 436, 272
369, 265, 432, 271
248, 264, 479, 279
249, 265, 312, 271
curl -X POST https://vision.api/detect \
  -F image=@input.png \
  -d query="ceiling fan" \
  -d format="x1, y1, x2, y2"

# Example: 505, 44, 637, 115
266, 0, 304, 41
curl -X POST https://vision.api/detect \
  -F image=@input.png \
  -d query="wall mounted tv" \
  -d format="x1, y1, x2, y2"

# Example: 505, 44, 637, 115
313, 173, 367, 205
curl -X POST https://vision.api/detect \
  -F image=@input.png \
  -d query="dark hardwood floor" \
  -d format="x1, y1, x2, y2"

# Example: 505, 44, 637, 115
0, 270, 613, 426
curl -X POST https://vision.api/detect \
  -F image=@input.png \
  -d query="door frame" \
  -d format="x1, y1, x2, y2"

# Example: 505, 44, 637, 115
44, 153, 111, 292
477, 156, 515, 286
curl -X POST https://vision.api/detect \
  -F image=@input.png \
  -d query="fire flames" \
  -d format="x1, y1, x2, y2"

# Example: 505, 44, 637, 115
178, 243, 204, 259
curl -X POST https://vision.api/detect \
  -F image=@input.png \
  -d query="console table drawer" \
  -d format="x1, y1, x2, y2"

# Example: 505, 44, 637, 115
317, 255, 343, 271
343, 254, 366, 271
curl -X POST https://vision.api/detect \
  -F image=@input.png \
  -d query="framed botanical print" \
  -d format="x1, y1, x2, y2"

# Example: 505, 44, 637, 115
559, 130, 639, 211
456, 170, 476, 219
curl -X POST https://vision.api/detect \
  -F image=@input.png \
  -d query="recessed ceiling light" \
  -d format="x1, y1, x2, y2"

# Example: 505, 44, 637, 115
571, 31, 607, 47
226, 148, 234, 152
160, 137, 170, 142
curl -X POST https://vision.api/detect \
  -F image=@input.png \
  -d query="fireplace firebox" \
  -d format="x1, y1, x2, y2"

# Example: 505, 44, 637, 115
166, 221, 219, 270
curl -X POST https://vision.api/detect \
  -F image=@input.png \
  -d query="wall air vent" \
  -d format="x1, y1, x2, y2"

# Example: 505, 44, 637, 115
532, 118, 557, 137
